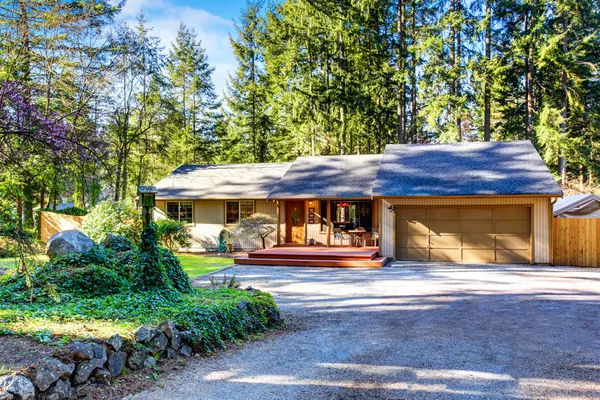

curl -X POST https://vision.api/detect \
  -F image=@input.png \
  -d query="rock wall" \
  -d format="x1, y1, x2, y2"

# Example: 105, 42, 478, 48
0, 321, 194, 400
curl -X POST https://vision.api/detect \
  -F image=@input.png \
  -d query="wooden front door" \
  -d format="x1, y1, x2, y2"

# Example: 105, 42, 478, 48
286, 201, 305, 244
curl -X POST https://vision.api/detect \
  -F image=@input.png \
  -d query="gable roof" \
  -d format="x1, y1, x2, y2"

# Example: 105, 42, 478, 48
155, 162, 292, 200
267, 154, 383, 199
554, 194, 600, 217
372, 140, 563, 197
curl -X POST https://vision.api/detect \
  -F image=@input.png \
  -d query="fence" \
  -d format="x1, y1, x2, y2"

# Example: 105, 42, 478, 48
552, 218, 600, 267
39, 211, 86, 243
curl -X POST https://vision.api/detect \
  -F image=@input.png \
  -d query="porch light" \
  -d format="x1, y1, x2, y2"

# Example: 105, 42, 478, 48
138, 186, 157, 207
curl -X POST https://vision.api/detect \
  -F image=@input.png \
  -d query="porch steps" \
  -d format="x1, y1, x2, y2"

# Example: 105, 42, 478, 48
234, 245, 386, 268
234, 256, 387, 268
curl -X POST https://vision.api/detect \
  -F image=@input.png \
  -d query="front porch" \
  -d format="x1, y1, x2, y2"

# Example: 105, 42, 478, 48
234, 244, 387, 268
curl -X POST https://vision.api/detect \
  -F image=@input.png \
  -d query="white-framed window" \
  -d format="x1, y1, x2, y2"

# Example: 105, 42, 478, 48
166, 201, 193, 224
226, 200, 254, 225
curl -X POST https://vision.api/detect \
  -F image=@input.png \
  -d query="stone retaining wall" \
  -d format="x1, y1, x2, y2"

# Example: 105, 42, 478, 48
0, 321, 194, 400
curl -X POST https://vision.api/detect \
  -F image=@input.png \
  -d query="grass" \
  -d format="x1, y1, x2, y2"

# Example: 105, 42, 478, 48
176, 254, 234, 278
0, 254, 231, 278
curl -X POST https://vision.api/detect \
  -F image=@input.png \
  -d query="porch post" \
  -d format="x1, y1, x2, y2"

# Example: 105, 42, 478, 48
326, 200, 331, 247
276, 200, 281, 246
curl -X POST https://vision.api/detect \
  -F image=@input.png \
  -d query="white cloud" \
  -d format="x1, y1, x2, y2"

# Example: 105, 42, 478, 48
116, 0, 237, 97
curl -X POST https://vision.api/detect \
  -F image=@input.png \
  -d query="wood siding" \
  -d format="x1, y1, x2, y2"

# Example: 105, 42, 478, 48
552, 218, 600, 267
39, 211, 85, 243
380, 197, 552, 264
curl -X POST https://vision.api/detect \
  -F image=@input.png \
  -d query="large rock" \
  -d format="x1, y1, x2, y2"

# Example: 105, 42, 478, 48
105, 334, 123, 352
148, 333, 168, 355
67, 342, 94, 361
134, 326, 152, 343
107, 351, 127, 377
46, 230, 94, 260
72, 343, 107, 384
45, 379, 75, 400
92, 369, 111, 385
127, 350, 147, 371
34, 359, 75, 391
0, 375, 35, 400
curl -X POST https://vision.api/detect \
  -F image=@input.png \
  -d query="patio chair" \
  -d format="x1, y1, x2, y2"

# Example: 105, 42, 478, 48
333, 228, 350, 247
365, 228, 379, 247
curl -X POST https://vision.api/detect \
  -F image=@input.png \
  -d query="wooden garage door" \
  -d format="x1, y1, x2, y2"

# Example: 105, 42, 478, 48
396, 207, 531, 263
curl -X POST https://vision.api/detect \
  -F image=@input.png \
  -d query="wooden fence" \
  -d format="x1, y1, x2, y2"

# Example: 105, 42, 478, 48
552, 218, 600, 267
39, 211, 86, 243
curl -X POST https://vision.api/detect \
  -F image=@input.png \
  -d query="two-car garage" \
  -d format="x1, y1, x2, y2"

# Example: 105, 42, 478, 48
395, 206, 531, 263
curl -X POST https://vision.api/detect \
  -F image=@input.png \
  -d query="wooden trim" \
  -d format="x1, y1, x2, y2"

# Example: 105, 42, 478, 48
373, 194, 560, 199
326, 201, 331, 247
276, 200, 281, 246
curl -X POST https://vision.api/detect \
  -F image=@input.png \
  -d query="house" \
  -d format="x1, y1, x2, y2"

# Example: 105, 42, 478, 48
554, 194, 600, 218
154, 140, 563, 264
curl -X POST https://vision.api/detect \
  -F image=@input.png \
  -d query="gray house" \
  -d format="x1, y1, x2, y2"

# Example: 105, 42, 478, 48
154, 140, 562, 264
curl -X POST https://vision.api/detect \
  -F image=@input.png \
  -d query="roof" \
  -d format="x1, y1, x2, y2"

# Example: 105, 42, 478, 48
372, 140, 563, 197
554, 194, 600, 217
154, 163, 292, 200
267, 154, 383, 199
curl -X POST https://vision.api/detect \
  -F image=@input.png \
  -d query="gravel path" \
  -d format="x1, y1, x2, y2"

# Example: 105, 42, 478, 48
128, 263, 600, 400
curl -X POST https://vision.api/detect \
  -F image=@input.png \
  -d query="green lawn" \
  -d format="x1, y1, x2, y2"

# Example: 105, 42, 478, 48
0, 254, 232, 278
176, 254, 234, 278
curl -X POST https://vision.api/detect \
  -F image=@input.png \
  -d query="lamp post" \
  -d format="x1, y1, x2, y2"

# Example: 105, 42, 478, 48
138, 186, 157, 253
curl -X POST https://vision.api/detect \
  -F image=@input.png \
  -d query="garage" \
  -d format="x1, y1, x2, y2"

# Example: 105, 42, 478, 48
395, 206, 531, 263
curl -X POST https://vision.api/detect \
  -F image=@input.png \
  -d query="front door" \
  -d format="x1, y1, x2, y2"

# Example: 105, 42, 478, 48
286, 201, 305, 244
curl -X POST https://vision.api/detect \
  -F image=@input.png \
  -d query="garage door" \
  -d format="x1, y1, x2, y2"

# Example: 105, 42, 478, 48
396, 207, 531, 263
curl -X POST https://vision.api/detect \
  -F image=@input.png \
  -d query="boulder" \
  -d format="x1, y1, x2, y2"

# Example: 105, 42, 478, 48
267, 306, 282, 326
92, 369, 111, 385
34, 359, 75, 391
143, 357, 156, 370
165, 349, 177, 359
45, 379, 75, 400
169, 329, 181, 350
67, 342, 94, 361
72, 344, 106, 384
105, 334, 123, 351
148, 333, 168, 355
179, 330, 192, 342
0, 375, 35, 400
46, 230, 94, 260
107, 351, 127, 377
134, 326, 152, 343
179, 345, 192, 358
127, 350, 147, 371
159, 321, 177, 338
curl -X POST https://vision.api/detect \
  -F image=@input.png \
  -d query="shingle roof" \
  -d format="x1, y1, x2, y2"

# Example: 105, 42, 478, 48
267, 154, 383, 199
372, 140, 563, 197
554, 194, 600, 216
155, 163, 292, 200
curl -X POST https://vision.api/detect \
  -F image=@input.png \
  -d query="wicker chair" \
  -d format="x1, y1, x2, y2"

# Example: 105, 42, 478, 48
333, 228, 351, 247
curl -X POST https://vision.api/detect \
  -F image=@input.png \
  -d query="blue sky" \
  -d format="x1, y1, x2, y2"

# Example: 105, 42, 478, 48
118, 0, 250, 98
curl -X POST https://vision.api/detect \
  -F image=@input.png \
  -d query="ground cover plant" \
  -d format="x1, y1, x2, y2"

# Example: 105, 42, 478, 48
0, 226, 280, 355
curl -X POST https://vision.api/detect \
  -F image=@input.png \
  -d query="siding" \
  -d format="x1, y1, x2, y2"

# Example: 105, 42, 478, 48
380, 197, 551, 264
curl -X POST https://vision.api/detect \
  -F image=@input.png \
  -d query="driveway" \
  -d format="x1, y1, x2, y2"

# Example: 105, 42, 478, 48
130, 263, 600, 400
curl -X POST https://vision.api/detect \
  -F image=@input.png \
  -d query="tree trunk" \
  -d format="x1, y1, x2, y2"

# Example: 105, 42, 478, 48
558, 18, 568, 184
455, 0, 462, 141
483, 0, 492, 141
16, 197, 23, 228
449, 0, 456, 139
409, 0, 417, 143
397, 0, 406, 144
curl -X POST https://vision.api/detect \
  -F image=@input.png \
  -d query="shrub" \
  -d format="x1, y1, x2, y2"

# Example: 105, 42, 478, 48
83, 200, 141, 243
233, 213, 276, 249
161, 248, 193, 293
217, 229, 234, 253
155, 219, 192, 251
102, 234, 134, 252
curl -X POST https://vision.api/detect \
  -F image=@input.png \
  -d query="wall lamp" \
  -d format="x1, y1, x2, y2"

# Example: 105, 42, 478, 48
388, 205, 396, 212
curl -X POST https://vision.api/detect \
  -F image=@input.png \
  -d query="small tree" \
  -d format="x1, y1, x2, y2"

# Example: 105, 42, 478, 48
83, 201, 141, 243
234, 213, 276, 250
155, 219, 192, 252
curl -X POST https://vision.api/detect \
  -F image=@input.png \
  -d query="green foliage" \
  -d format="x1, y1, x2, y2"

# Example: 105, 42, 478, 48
102, 235, 134, 252
83, 201, 141, 244
217, 229, 234, 253
41, 207, 87, 216
155, 219, 192, 251
209, 274, 242, 289
160, 248, 194, 294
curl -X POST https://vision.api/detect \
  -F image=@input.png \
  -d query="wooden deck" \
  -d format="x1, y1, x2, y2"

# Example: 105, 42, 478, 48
234, 245, 387, 268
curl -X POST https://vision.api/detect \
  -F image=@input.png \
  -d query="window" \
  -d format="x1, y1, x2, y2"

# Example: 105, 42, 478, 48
329, 200, 373, 231
226, 201, 254, 224
166, 201, 193, 224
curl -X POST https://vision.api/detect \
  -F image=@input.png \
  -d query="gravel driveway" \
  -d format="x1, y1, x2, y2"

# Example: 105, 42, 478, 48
129, 263, 600, 400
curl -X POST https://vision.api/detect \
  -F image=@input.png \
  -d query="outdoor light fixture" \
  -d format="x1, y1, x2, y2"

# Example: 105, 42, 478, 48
388, 205, 396, 212
309, 200, 313, 206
